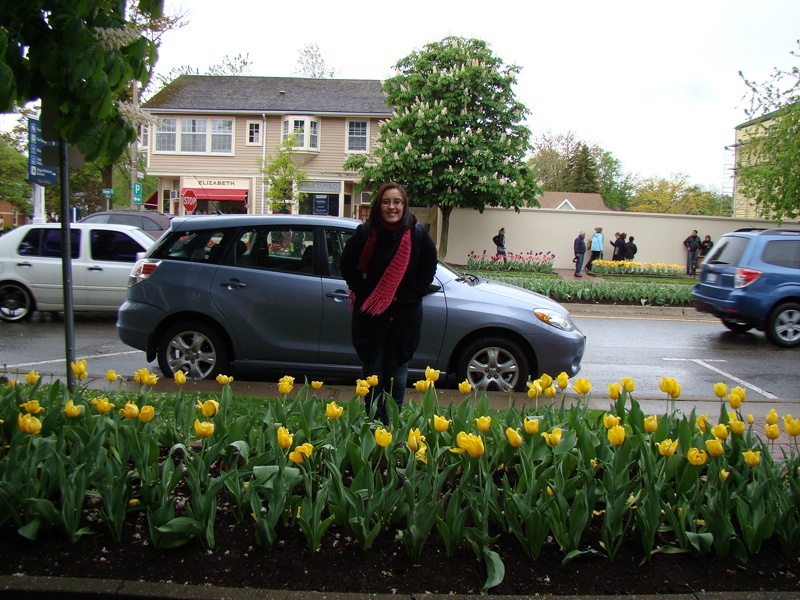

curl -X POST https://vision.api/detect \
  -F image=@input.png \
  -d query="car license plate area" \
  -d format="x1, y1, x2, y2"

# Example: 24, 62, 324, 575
706, 273, 718, 284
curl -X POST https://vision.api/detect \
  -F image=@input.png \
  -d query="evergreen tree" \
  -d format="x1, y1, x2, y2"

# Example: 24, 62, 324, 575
564, 143, 600, 193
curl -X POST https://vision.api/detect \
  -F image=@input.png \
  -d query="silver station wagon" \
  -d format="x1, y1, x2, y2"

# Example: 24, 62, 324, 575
117, 215, 585, 391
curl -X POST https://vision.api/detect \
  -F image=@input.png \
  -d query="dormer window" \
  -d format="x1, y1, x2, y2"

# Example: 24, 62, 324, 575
282, 116, 319, 151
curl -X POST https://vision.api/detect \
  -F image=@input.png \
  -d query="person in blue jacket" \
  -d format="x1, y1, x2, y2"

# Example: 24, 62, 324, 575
585, 226, 604, 273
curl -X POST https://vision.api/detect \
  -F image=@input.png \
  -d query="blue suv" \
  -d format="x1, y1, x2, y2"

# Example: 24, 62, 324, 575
692, 227, 800, 348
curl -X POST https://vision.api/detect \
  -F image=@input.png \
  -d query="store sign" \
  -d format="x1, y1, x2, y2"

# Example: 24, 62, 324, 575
298, 181, 340, 194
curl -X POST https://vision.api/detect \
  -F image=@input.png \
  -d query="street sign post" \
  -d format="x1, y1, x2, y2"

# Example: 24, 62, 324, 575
182, 189, 197, 213
27, 118, 58, 187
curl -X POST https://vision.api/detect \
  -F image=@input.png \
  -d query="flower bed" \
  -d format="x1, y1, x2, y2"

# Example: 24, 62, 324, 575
466, 250, 555, 272
589, 259, 685, 277
2, 366, 799, 593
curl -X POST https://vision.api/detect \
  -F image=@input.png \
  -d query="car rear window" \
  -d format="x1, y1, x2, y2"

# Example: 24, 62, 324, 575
761, 240, 800, 269
17, 228, 80, 258
154, 230, 229, 264
705, 236, 749, 266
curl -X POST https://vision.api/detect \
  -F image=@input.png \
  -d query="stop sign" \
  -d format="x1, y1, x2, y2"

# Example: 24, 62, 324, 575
182, 189, 197, 213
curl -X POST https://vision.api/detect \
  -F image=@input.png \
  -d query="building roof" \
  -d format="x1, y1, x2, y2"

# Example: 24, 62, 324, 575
143, 75, 392, 116
537, 191, 610, 211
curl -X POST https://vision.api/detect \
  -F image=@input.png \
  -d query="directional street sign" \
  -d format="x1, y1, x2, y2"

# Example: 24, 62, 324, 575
133, 182, 143, 205
27, 118, 58, 186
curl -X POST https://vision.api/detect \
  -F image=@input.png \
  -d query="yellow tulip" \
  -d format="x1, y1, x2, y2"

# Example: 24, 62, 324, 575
415, 446, 428, 465
475, 416, 491, 432
730, 386, 746, 403
279, 375, 295, 386
133, 367, 149, 385
454, 431, 484, 457
603, 413, 620, 429
657, 439, 678, 457
506, 427, 523, 448
573, 378, 591, 396
523, 417, 540, 434
538, 373, 553, 389
425, 366, 440, 382
414, 379, 430, 392
433, 414, 451, 432
729, 419, 745, 435
747, 414, 755, 424
526, 380, 542, 399
193, 419, 214, 438
784, 415, 800, 437
64, 400, 83, 418
325, 401, 343, 419
355, 384, 369, 397
687, 448, 707, 466
659, 377, 676, 396
195, 399, 219, 418
289, 442, 313, 463
458, 379, 472, 394
19, 400, 44, 415
17, 413, 42, 434
705, 438, 724, 457
91, 397, 115, 414
711, 423, 728, 440
743, 449, 761, 467
120, 402, 140, 419
713, 382, 727, 399
311, 380, 323, 390
766, 408, 778, 425
146, 372, 158, 386
25, 370, 40, 386
544, 384, 557, 398
607, 424, 626, 446
556, 372, 569, 389
6, 380, 16, 388
607, 382, 621, 400
765, 423, 780, 440
277, 426, 293, 449
366, 375, 378, 387
139, 405, 155, 423
407, 428, 425, 452
546, 486, 555, 497
644, 415, 658, 433
278, 381, 294, 395
174, 371, 186, 385
727, 391, 743, 409
696, 413, 709, 433
70, 359, 88, 380
106, 369, 121, 383
541, 427, 562, 448
375, 427, 393, 447
621, 377, 635, 393
720, 469, 730, 481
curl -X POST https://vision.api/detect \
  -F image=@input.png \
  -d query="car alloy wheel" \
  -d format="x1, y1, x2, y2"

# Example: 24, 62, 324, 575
0, 282, 34, 323
767, 302, 800, 348
158, 321, 230, 380
457, 337, 530, 392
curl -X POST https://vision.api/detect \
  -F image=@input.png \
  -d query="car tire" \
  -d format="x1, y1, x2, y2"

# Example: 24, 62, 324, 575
456, 337, 530, 393
157, 321, 231, 380
721, 318, 753, 334
0, 282, 34, 323
766, 302, 800, 349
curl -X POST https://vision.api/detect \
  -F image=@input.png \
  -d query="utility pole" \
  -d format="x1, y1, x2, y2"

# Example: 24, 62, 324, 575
130, 78, 140, 209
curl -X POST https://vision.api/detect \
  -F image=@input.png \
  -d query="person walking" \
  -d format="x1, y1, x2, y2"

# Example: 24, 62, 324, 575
493, 227, 507, 264
573, 230, 586, 277
586, 226, 604, 273
339, 182, 438, 424
683, 229, 701, 276
624, 235, 637, 260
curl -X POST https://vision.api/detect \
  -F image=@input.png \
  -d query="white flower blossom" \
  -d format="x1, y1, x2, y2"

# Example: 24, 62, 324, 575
93, 26, 141, 50
116, 101, 155, 128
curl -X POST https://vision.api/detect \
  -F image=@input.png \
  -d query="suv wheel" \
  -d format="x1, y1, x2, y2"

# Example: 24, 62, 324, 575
0, 282, 34, 323
457, 337, 530, 392
721, 318, 753, 334
158, 321, 230, 380
766, 302, 800, 348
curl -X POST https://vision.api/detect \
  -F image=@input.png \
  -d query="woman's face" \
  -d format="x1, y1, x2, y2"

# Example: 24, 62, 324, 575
379, 188, 405, 225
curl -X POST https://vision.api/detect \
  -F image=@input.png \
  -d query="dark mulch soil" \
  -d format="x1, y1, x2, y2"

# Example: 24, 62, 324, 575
1, 506, 799, 597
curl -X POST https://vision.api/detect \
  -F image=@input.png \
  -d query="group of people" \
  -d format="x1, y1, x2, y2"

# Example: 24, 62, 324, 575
572, 227, 637, 277
683, 229, 714, 276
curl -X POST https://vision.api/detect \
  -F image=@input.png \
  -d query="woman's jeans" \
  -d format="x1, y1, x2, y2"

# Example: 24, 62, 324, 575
361, 343, 409, 424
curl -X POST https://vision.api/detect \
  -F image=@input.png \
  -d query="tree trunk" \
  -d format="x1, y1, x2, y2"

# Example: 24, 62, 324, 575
439, 205, 453, 260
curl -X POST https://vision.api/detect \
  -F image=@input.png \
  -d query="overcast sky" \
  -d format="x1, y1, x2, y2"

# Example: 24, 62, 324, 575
153, 0, 799, 192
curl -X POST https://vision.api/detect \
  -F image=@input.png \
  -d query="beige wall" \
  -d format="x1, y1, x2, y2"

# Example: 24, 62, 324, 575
440, 207, 788, 270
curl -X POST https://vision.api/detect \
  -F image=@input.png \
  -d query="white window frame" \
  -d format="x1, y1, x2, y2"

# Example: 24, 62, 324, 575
282, 115, 319, 151
346, 119, 369, 153
211, 118, 233, 153
246, 120, 262, 146
140, 124, 149, 149
181, 118, 207, 153
155, 118, 176, 152
153, 117, 235, 155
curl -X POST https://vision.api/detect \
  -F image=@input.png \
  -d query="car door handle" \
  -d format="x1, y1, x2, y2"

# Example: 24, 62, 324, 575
326, 290, 350, 300
88, 266, 103, 271
16, 261, 33, 268
221, 279, 247, 290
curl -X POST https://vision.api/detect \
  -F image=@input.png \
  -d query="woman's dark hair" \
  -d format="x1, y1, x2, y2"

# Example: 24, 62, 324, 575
366, 182, 417, 231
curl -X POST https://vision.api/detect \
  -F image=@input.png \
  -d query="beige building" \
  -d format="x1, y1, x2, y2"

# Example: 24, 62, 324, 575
140, 75, 392, 218
731, 111, 776, 219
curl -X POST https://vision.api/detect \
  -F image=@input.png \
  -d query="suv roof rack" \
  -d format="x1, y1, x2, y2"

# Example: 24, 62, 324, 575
759, 228, 800, 236
733, 227, 767, 232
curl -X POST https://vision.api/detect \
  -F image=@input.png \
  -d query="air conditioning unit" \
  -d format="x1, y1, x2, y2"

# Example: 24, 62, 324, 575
169, 190, 179, 200
360, 192, 371, 204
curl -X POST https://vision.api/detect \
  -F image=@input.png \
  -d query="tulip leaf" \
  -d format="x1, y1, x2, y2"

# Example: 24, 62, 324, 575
480, 546, 505, 591
686, 531, 714, 555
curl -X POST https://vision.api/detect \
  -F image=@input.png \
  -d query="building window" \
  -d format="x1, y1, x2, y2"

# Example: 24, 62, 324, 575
246, 121, 261, 145
155, 118, 176, 152
282, 116, 319, 151
181, 119, 207, 153
211, 119, 233, 153
347, 120, 368, 152
140, 124, 149, 149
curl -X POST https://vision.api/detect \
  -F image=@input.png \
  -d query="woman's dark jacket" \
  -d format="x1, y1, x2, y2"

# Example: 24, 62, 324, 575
339, 222, 437, 364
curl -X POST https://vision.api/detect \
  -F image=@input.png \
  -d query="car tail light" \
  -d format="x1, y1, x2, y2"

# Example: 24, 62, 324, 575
734, 267, 762, 288
128, 258, 161, 286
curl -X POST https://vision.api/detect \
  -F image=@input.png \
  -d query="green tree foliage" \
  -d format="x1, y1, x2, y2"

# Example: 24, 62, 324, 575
595, 149, 635, 211
736, 41, 800, 223
528, 130, 579, 192
343, 36, 540, 258
629, 174, 730, 215
0, 138, 30, 212
293, 43, 337, 79
565, 143, 600, 193
260, 136, 308, 214
0, 0, 164, 165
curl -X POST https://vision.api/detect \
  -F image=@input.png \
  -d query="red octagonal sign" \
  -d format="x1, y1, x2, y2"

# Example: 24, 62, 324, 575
182, 189, 197, 213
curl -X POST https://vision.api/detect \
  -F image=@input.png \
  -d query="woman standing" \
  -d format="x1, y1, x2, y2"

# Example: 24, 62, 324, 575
339, 182, 438, 424
586, 226, 604, 272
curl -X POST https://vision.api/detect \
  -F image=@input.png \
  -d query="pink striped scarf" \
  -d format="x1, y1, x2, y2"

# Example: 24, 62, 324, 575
358, 227, 412, 316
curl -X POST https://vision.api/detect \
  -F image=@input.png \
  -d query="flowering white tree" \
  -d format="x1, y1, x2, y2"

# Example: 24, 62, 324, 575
344, 37, 540, 257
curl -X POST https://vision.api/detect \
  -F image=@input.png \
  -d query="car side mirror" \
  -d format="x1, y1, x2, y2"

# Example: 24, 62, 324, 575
428, 283, 442, 293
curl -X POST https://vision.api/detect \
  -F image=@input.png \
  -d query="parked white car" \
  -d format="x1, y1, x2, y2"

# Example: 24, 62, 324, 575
0, 222, 154, 322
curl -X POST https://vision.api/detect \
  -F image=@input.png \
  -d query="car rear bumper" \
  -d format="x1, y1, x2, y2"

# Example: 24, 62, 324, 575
116, 299, 167, 360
